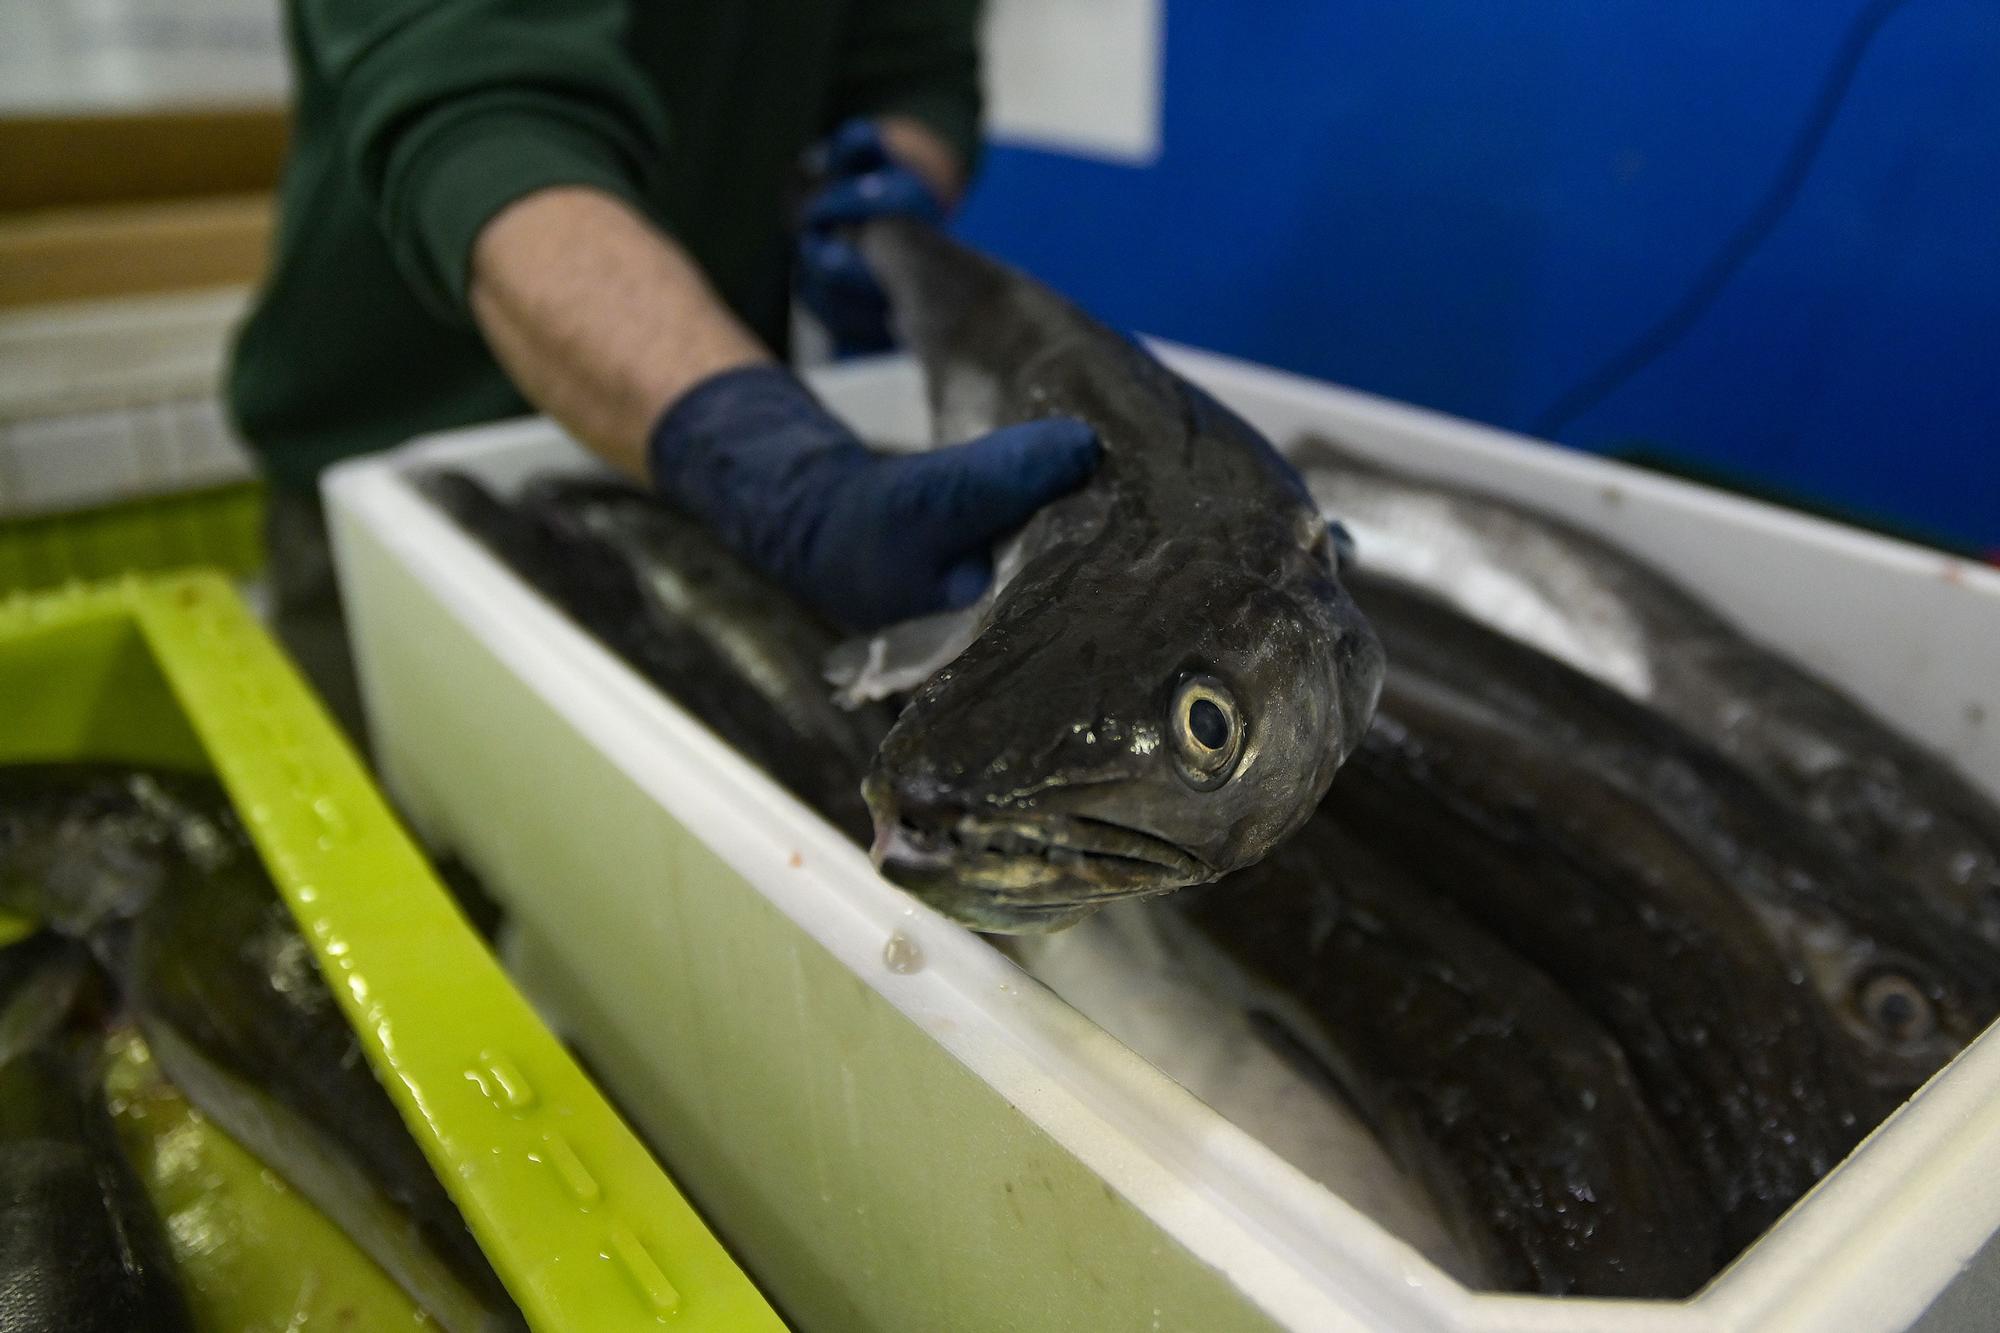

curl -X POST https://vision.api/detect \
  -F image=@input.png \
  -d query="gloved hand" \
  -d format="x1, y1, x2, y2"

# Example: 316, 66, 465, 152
649, 364, 1100, 631
797, 119, 947, 357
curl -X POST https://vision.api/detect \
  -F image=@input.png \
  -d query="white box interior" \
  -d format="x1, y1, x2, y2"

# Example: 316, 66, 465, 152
327, 346, 2000, 1333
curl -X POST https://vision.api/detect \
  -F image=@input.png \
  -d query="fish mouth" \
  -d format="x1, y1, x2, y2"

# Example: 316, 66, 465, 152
868, 807, 1213, 934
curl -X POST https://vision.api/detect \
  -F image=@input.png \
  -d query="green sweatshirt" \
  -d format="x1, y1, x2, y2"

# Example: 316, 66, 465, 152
228, 0, 981, 490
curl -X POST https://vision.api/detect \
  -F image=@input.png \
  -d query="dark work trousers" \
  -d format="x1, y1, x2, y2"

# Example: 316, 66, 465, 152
264, 487, 369, 750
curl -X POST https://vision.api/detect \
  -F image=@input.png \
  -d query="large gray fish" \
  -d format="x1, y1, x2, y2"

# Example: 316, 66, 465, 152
1291, 435, 2000, 946
422, 471, 894, 842
1162, 820, 1718, 1297
0, 935, 192, 1332
1350, 575, 2000, 1095
848, 220, 1384, 931
1331, 680, 1880, 1253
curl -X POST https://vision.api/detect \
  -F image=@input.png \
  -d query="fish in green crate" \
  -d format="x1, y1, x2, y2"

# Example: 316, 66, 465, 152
0, 762, 526, 1332
1292, 435, 2000, 949
101, 1025, 434, 1332
1332, 677, 1883, 1254
819, 220, 1383, 930
113, 799, 528, 1333
1160, 823, 1719, 1298
0, 934, 193, 1331
0, 764, 234, 937
1348, 575, 2000, 1096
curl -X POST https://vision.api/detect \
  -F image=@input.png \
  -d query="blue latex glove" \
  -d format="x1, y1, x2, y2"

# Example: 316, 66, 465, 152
649, 365, 1100, 631
797, 119, 947, 357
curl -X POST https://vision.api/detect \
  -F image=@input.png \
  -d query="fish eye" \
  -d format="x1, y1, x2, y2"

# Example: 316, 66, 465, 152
1854, 969, 1936, 1045
1170, 675, 1244, 790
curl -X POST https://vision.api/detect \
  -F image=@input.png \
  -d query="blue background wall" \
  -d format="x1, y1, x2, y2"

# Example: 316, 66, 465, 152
956, 1, 1999, 554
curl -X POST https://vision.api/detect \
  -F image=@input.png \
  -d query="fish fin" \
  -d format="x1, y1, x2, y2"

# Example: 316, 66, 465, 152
824, 607, 983, 707
136, 1018, 524, 1333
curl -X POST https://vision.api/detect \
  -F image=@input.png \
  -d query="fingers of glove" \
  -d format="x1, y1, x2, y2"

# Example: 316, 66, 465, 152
823, 118, 891, 177
911, 418, 1102, 541
795, 236, 894, 354
804, 169, 944, 230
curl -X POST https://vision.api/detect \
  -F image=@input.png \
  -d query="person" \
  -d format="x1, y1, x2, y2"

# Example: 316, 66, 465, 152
228, 1, 1101, 734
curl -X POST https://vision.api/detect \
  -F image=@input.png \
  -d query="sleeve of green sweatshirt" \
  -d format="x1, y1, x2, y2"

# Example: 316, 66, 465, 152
296, 0, 670, 321
830, 0, 986, 179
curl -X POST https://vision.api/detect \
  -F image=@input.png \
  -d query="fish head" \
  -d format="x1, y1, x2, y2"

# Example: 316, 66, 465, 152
1795, 902, 2000, 1091
865, 532, 1384, 933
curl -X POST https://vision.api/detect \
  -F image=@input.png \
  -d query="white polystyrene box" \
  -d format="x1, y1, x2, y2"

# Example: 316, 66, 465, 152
326, 346, 2000, 1333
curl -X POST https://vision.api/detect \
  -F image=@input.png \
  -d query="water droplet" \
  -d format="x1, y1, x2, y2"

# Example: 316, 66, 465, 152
883, 931, 924, 974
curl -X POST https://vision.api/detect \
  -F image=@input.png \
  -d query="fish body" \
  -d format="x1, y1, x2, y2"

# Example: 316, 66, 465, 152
521, 477, 895, 838
418, 469, 737, 712
0, 937, 191, 1331
113, 787, 524, 1331
1292, 436, 2000, 945
1002, 905, 1473, 1282
1165, 821, 1718, 1297
0, 764, 235, 936
0, 767, 523, 1328
1350, 575, 2000, 1094
855, 220, 1384, 930
1332, 678, 1878, 1252
424, 471, 893, 841
100, 1026, 436, 1331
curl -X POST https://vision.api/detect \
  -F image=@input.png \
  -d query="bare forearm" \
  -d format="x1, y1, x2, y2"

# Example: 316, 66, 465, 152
468, 187, 769, 478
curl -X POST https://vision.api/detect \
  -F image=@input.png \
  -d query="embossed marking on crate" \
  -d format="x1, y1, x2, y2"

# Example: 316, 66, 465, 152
466, 1054, 537, 1114
609, 1224, 681, 1315
543, 1132, 602, 1205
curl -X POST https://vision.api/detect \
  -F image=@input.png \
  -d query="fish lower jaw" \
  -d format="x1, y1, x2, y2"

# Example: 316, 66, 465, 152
867, 810, 1214, 933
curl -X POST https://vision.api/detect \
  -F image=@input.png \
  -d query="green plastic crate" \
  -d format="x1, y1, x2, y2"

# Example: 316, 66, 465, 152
0, 572, 785, 1331
0, 482, 266, 595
